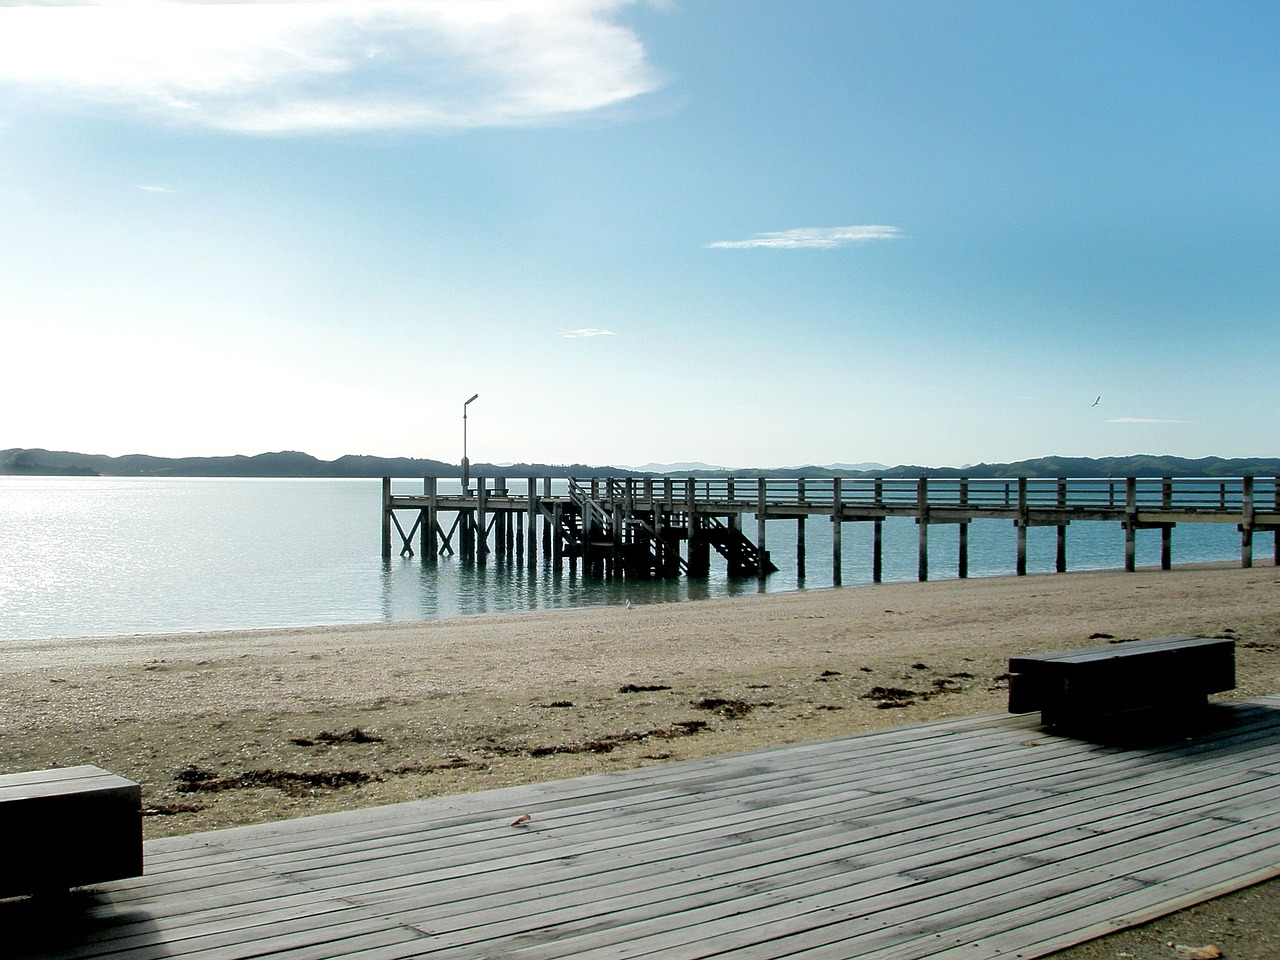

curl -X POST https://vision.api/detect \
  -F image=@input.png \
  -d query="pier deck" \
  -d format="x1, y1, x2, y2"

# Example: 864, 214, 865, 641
384, 475, 1280, 582
11, 697, 1280, 960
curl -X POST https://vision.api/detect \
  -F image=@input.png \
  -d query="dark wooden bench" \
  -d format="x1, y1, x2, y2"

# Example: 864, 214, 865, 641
1008, 635, 1235, 729
0, 766, 143, 897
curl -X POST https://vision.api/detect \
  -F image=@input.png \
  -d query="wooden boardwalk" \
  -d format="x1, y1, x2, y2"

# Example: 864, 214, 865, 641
11, 697, 1280, 960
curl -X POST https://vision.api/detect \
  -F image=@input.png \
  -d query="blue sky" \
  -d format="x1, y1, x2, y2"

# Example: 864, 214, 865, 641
2, 1, 1276, 469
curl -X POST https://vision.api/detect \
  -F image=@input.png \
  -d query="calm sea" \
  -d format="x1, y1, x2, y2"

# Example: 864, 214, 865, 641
0, 476, 1253, 643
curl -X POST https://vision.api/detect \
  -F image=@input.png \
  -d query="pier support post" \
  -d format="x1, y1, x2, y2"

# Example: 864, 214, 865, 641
1160, 478, 1173, 570
958, 478, 969, 579
1056, 478, 1068, 574
1125, 477, 1137, 572
493, 491, 505, 560
1016, 477, 1028, 576
687, 479, 710, 578
613, 502, 624, 568
917, 477, 929, 582
552, 502, 563, 567
832, 478, 842, 586
873, 479, 883, 584
757, 479, 769, 580
381, 477, 392, 561
425, 477, 439, 561
796, 479, 807, 581
418, 479, 430, 561
476, 479, 489, 564
543, 478, 553, 560
526, 478, 538, 571
1241, 476, 1254, 568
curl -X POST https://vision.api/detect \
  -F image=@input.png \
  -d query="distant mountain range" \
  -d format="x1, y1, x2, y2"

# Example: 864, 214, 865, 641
4, 447, 1280, 480
626, 460, 890, 474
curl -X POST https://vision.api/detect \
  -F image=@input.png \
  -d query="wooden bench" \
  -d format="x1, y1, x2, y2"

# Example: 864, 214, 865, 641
1008, 635, 1235, 730
0, 766, 143, 897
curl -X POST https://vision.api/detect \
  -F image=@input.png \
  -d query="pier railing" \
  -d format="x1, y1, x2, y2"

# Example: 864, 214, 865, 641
564, 476, 1278, 517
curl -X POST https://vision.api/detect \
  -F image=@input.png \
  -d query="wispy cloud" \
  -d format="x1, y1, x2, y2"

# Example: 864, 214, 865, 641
137, 184, 175, 194
561, 328, 617, 339
707, 225, 902, 249
0, 1, 659, 133
1107, 418, 1193, 424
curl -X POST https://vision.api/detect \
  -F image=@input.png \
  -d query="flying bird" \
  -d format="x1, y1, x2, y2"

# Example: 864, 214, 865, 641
1092, 396, 1100, 407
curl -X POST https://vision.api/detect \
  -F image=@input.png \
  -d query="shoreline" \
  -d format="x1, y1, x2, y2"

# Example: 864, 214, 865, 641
0, 558, 1252, 649
3, 563, 1276, 828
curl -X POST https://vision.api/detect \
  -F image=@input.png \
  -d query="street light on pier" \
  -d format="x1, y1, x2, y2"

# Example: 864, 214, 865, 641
461, 393, 479, 493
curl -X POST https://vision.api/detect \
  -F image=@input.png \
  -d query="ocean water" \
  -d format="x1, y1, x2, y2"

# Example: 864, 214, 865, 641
0, 476, 1259, 643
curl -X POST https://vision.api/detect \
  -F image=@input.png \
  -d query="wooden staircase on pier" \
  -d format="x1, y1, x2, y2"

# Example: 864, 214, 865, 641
558, 481, 774, 579
701, 514, 779, 577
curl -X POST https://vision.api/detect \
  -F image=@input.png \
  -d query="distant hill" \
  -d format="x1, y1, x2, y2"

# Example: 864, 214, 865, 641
626, 460, 890, 474
0, 448, 641, 479
3, 448, 1279, 480
0, 448, 458, 479
823, 461, 890, 472
625, 461, 734, 473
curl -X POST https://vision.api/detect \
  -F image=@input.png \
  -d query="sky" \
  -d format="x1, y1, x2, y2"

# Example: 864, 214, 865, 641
2, 0, 1277, 470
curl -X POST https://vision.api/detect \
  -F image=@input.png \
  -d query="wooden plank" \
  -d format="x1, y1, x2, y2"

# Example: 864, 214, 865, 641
1010, 634, 1219, 661
0, 765, 135, 797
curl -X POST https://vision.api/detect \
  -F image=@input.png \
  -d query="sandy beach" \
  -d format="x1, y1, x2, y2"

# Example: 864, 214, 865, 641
2, 563, 1278, 958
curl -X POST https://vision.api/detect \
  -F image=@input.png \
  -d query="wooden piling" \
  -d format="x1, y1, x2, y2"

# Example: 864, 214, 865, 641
1242, 475, 1254, 568
526, 478, 538, 571
1056, 478, 1068, 574
1016, 477, 1028, 576
757, 478, 768, 580
873, 479, 883, 583
796, 478, 807, 581
381, 477, 392, 560
916, 477, 929, 581
1125, 477, 1137, 572
831, 478, 843, 586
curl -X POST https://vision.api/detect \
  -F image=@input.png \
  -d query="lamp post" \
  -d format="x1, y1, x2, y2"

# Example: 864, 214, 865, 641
461, 393, 479, 493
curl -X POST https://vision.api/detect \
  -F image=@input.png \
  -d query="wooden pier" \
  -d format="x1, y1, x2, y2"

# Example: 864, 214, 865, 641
382, 476, 1280, 583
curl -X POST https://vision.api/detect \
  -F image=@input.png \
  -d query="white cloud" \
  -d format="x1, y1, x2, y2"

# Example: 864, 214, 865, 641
561, 327, 616, 338
1107, 418, 1193, 424
137, 184, 175, 193
707, 225, 902, 249
0, 1, 659, 133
